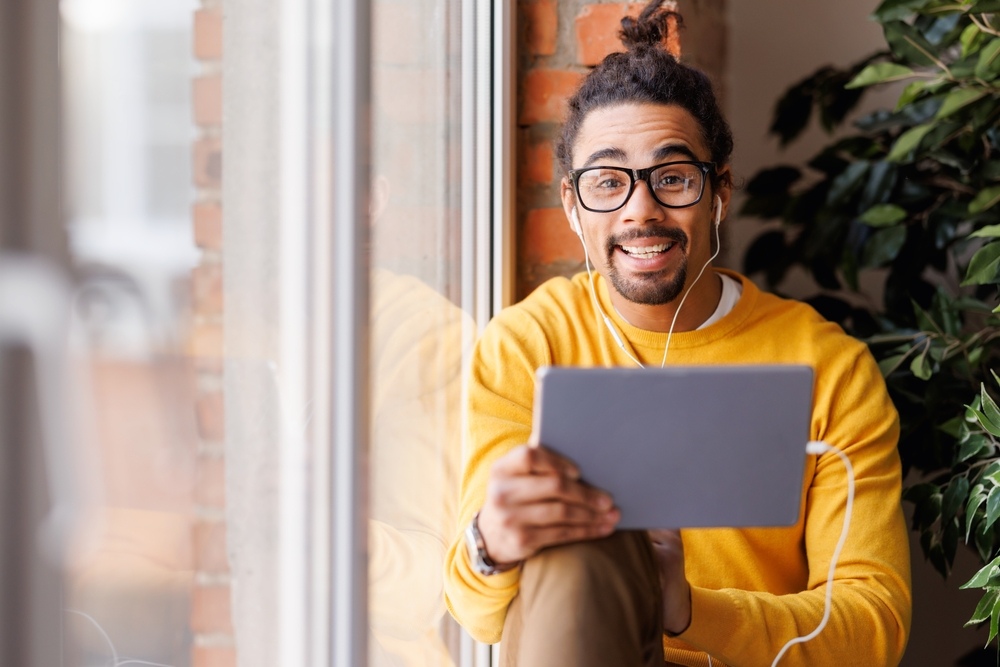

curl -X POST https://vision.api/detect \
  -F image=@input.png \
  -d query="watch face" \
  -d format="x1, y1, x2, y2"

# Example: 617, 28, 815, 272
465, 514, 499, 575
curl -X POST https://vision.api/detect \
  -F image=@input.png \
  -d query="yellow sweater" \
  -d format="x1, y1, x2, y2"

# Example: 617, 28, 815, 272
443, 270, 911, 667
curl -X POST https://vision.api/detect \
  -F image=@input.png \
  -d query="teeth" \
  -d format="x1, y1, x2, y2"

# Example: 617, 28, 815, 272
621, 243, 670, 259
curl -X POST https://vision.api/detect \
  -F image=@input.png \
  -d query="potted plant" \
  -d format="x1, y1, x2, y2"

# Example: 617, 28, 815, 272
740, 0, 1000, 642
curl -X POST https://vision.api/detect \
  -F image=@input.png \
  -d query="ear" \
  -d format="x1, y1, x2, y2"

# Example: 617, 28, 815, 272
560, 177, 578, 234
713, 166, 733, 222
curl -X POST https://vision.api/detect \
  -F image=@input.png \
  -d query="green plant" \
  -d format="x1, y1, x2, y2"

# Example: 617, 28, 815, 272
740, 0, 1000, 643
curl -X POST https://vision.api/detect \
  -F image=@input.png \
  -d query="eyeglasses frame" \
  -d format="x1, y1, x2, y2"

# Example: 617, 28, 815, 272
568, 160, 716, 213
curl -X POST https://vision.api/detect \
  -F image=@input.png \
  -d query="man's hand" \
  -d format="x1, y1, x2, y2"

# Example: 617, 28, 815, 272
476, 444, 620, 567
649, 529, 691, 635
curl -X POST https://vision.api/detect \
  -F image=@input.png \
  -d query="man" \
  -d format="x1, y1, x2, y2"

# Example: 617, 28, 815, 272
443, 2, 912, 665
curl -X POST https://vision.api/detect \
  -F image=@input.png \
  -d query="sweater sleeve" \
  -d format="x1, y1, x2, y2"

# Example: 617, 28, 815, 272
676, 345, 912, 666
442, 313, 552, 644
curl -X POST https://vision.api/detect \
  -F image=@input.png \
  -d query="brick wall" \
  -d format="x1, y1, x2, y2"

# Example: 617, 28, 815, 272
189, 2, 233, 666
516, 0, 726, 299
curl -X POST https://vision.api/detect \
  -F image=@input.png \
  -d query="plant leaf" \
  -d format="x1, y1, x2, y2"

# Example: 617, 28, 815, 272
959, 435, 992, 463
884, 20, 940, 66
874, 0, 934, 21
970, 185, 1000, 214
969, 405, 1000, 438
967, 589, 1000, 626
887, 123, 935, 162
986, 485, 1000, 530
968, 484, 988, 541
961, 22, 986, 59
935, 87, 988, 119
896, 81, 929, 110
846, 62, 917, 89
971, 224, 1000, 239
861, 203, 908, 227
910, 347, 933, 379
861, 225, 908, 267
983, 383, 1000, 428
878, 353, 908, 377
943, 476, 971, 521
976, 38, 1000, 79
962, 241, 1000, 286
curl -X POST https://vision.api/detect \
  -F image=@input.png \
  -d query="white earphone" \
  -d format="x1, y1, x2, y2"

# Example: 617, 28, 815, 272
570, 206, 582, 236
713, 194, 723, 227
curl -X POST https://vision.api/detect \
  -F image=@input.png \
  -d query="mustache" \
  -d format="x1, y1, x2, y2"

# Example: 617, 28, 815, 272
605, 227, 688, 255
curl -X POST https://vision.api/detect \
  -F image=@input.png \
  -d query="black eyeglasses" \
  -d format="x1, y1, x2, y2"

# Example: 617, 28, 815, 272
568, 160, 715, 213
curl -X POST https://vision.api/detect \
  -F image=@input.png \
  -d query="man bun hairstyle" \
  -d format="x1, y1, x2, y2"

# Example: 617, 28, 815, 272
556, 0, 733, 187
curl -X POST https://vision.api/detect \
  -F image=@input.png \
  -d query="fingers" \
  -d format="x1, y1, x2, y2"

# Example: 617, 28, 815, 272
475, 444, 619, 565
488, 467, 613, 510
647, 529, 691, 635
480, 502, 619, 564
491, 443, 581, 480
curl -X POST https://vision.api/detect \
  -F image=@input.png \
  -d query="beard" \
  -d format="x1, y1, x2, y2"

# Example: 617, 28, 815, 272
604, 226, 689, 305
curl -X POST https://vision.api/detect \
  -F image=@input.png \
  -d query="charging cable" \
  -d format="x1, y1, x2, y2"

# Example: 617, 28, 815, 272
703, 442, 853, 667
769, 440, 855, 667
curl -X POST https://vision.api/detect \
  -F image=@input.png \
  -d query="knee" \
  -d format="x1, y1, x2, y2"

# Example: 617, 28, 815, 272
522, 532, 659, 604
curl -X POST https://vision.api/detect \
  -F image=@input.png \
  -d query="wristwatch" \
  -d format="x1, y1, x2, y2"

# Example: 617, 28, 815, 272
465, 511, 516, 576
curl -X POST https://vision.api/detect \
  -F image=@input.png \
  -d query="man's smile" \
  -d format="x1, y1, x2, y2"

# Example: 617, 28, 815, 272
618, 241, 674, 259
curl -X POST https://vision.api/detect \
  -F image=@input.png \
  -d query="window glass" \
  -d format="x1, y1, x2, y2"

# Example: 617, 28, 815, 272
369, 1, 475, 664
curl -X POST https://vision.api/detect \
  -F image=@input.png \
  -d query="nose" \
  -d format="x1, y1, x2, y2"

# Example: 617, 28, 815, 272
620, 177, 664, 224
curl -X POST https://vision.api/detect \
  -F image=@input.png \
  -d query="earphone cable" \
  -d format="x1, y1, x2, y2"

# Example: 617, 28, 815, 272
770, 441, 854, 666
659, 211, 721, 367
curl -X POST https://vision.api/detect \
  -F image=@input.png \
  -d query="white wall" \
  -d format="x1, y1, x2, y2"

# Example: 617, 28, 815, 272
724, 1, 899, 276
726, 2, 990, 664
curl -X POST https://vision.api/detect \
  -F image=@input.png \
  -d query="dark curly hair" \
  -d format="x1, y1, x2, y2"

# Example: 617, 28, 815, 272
556, 0, 733, 188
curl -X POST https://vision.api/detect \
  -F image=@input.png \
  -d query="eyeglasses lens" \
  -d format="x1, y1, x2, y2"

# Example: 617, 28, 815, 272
576, 163, 705, 211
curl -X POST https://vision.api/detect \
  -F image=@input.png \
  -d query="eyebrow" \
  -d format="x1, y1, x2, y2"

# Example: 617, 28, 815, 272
653, 144, 699, 162
581, 147, 627, 168
580, 143, 701, 169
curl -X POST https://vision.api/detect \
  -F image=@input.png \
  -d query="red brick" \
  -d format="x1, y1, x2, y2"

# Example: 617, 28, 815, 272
191, 585, 233, 634
193, 202, 222, 250
524, 0, 558, 57
192, 646, 236, 667
575, 3, 646, 67
522, 207, 584, 265
193, 137, 222, 189
192, 264, 223, 316
190, 322, 223, 373
196, 455, 227, 509
193, 9, 223, 61
193, 520, 229, 573
521, 140, 555, 186
520, 69, 585, 125
193, 76, 223, 127
665, 10, 682, 58
196, 391, 225, 441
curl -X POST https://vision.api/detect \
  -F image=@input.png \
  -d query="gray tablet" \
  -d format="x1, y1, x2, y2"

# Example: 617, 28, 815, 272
534, 365, 814, 529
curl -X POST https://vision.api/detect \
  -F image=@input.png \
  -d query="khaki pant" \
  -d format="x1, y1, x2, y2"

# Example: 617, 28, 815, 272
499, 531, 669, 667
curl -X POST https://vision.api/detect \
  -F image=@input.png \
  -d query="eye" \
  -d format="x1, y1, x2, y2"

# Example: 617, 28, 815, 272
580, 169, 627, 191
653, 167, 697, 191
656, 173, 685, 187
595, 175, 625, 189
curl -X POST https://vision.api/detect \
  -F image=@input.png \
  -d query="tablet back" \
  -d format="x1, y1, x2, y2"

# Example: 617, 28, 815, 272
534, 365, 814, 529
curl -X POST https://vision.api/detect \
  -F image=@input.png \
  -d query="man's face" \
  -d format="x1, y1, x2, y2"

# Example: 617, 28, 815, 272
561, 102, 730, 309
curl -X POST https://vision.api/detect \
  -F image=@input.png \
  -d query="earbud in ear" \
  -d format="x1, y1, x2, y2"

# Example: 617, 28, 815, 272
714, 195, 723, 228
570, 207, 583, 237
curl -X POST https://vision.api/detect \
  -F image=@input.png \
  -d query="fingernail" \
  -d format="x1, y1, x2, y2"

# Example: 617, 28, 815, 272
597, 495, 613, 510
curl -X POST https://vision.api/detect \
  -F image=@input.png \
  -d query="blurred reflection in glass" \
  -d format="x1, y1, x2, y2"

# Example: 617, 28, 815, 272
59, 0, 198, 664
369, 1, 473, 664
